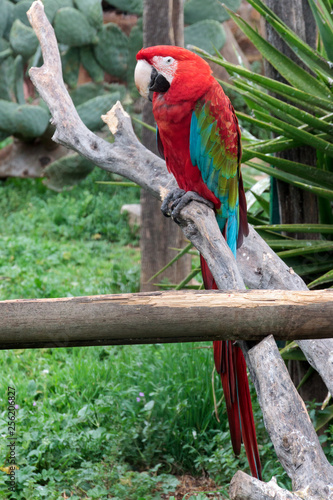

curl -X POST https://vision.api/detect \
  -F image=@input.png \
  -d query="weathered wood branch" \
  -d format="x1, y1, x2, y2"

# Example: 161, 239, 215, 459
26, 2, 333, 497
248, 336, 333, 498
1, 290, 333, 349
27, 0, 333, 394
230, 471, 304, 500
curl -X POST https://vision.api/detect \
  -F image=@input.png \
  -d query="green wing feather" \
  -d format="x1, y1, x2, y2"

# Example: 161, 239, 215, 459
189, 98, 240, 255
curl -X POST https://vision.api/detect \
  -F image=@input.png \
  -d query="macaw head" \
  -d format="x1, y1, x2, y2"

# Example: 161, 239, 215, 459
135, 45, 212, 103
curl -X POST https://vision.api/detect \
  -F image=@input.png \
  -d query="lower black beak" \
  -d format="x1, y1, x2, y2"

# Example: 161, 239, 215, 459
148, 67, 170, 101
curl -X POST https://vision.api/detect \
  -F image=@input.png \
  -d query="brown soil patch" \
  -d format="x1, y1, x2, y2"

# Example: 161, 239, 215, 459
160, 474, 227, 499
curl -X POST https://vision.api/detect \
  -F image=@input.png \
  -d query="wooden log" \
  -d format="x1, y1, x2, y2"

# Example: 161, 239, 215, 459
0, 290, 333, 349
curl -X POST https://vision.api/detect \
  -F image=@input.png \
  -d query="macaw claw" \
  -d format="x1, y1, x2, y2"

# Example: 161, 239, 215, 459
161, 188, 214, 220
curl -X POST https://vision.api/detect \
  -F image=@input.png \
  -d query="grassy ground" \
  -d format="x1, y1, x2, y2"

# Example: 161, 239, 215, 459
0, 170, 327, 499
0, 171, 140, 300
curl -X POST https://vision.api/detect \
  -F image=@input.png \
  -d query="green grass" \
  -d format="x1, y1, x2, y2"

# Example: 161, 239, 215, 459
0, 170, 140, 300
0, 342, 288, 499
0, 170, 330, 499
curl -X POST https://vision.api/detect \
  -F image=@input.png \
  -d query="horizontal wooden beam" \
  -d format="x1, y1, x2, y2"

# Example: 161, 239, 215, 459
1, 289, 332, 349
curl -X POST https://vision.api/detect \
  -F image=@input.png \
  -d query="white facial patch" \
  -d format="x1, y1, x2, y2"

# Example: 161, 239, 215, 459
151, 56, 178, 84
134, 59, 152, 99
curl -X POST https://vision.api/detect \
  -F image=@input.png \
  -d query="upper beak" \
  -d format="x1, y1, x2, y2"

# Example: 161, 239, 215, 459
134, 59, 152, 100
135, 60, 171, 102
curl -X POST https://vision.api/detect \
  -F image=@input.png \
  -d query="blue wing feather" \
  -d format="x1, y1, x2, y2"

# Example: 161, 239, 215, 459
189, 105, 239, 257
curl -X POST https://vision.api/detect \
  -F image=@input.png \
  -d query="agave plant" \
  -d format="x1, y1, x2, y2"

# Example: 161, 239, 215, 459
188, 0, 333, 290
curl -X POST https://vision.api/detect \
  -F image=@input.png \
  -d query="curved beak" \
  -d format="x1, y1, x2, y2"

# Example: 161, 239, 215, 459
134, 59, 152, 100
135, 60, 170, 102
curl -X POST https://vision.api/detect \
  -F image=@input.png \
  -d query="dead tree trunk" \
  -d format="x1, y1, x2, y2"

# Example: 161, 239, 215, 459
26, 3, 333, 497
140, 0, 191, 291
264, 0, 327, 405
264, 0, 318, 235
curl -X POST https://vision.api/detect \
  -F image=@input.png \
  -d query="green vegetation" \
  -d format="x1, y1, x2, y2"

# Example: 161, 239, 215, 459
0, 337, 286, 499
192, 0, 333, 289
0, 170, 290, 499
0, 170, 140, 300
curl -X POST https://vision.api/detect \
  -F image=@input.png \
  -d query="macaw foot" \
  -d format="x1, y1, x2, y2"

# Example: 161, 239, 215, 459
161, 188, 215, 220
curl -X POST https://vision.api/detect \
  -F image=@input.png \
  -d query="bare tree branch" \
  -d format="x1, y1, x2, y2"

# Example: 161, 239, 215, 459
26, 2, 333, 496
230, 471, 305, 500
248, 336, 333, 498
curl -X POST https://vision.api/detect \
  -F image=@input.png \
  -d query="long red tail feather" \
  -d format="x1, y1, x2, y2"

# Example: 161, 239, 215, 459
200, 255, 262, 480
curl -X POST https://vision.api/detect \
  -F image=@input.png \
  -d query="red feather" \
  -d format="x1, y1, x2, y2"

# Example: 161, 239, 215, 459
201, 257, 262, 480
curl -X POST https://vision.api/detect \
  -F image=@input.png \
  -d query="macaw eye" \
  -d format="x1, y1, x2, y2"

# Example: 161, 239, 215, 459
163, 57, 174, 65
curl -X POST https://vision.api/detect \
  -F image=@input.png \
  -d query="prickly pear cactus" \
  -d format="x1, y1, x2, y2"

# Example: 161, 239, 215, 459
185, 20, 226, 54
184, 0, 242, 25
0, 0, 130, 189
93, 23, 128, 79
1, 0, 241, 188
0, 0, 128, 132
103, 0, 143, 15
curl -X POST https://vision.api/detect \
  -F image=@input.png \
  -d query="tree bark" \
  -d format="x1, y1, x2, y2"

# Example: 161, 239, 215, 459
230, 471, 307, 500
140, 0, 191, 291
248, 336, 333, 497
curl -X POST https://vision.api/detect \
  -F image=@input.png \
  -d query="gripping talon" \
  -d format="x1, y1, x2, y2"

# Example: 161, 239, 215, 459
161, 188, 186, 217
171, 190, 215, 219
161, 188, 215, 219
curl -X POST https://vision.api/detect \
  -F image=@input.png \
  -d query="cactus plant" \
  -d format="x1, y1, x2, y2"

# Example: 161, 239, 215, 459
9, 19, 39, 58
43, 153, 96, 191
126, 17, 143, 91
103, 0, 143, 15
42, 0, 73, 23
74, 0, 103, 30
13, 0, 34, 27
62, 47, 81, 88
76, 91, 121, 130
80, 46, 104, 83
0, 99, 50, 138
54, 7, 98, 46
0, 0, 240, 188
184, 0, 241, 25
184, 19, 226, 54
93, 23, 128, 79
0, 0, 131, 189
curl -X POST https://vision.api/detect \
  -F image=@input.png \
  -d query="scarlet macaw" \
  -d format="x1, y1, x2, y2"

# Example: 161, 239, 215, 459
135, 45, 262, 480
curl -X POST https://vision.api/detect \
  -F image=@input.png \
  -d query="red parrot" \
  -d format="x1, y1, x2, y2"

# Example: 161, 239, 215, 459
135, 45, 262, 480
